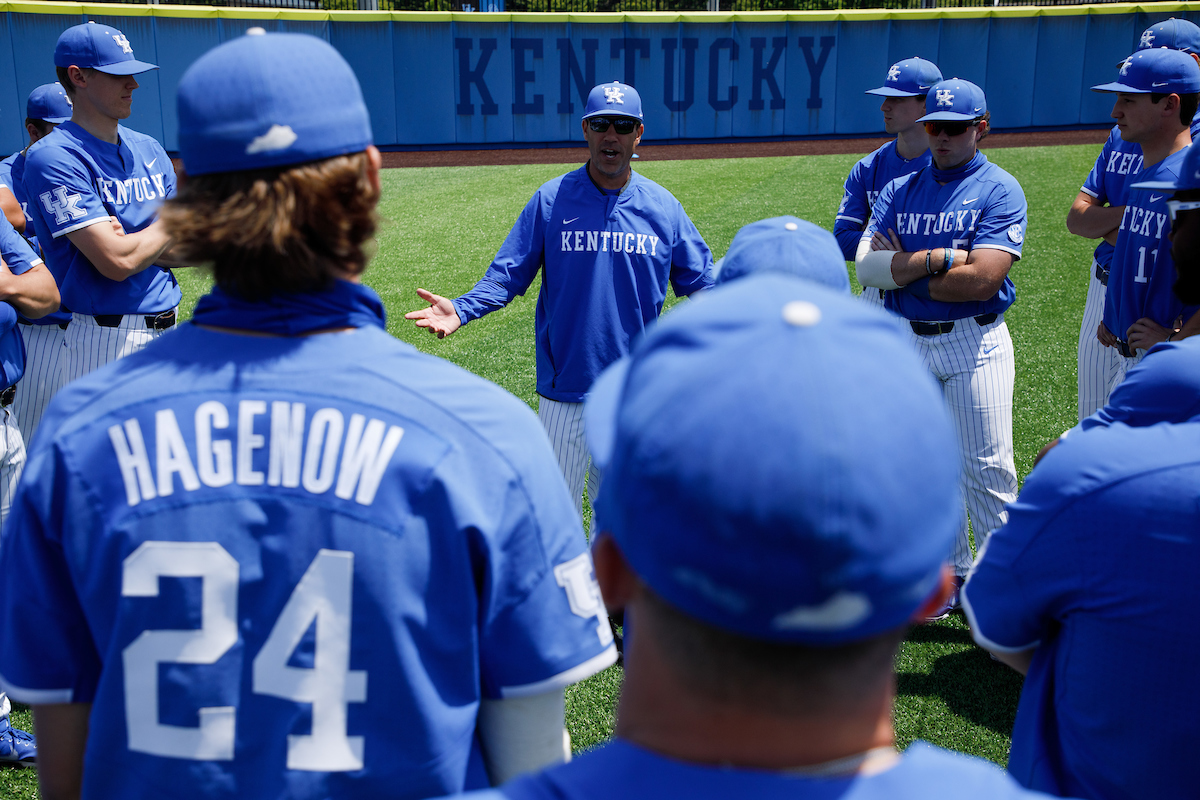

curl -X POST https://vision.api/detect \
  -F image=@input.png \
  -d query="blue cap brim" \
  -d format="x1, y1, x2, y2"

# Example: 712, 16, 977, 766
1130, 179, 1182, 191
1091, 81, 1148, 93
581, 110, 642, 120
583, 358, 631, 472
918, 111, 979, 121
40, 115, 70, 124
93, 60, 159, 76
865, 87, 925, 97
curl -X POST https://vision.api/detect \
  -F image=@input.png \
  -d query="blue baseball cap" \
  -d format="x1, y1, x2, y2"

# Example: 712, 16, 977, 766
582, 81, 644, 121
26, 83, 71, 124
865, 57, 943, 97
1139, 17, 1200, 55
918, 79, 987, 122
1093, 48, 1200, 94
54, 23, 158, 76
177, 31, 373, 177
585, 275, 961, 645
714, 216, 850, 292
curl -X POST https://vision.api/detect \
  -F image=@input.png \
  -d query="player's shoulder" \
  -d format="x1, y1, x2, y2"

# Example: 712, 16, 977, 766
1033, 418, 1200, 508
41, 322, 548, 474
626, 170, 684, 207
854, 139, 896, 171
895, 742, 1062, 797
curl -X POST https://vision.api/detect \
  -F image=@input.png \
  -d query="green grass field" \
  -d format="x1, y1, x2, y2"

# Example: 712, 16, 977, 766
1, 141, 1102, 796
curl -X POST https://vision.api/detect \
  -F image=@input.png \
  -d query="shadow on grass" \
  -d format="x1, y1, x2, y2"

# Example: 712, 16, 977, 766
898, 620, 1025, 738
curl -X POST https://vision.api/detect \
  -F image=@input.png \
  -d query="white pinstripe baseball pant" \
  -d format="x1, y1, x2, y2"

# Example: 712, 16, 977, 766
1108, 347, 1146, 403
60, 311, 175, 388
0, 405, 25, 729
1078, 261, 1121, 421
859, 286, 886, 311
13, 322, 67, 448
537, 396, 601, 531
906, 315, 1017, 577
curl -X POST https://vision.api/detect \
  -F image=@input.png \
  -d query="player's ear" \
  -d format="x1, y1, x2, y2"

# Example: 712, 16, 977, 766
911, 565, 955, 622
581, 118, 589, 137
365, 145, 383, 198
976, 118, 990, 138
592, 532, 637, 615
634, 123, 644, 147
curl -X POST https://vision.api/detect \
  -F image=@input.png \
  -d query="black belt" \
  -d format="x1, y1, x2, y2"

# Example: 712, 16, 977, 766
1115, 339, 1135, 358
93, 309, 176, 330
910, 313, 999, 336
18, 319, 69, 330
0, 385, 15, 407
1095, 262, 1109, 287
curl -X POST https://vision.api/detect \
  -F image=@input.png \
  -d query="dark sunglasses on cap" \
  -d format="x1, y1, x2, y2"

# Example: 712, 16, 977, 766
588, 116, 640, 135
924, 119, 980, 137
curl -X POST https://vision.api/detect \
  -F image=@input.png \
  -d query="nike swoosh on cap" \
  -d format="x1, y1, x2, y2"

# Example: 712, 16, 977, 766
1153, 81, 1169, 87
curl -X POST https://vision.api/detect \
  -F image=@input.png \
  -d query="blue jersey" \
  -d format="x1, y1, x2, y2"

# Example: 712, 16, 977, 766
0, 281, 617, 800
963, 420, 1200, 800
1080, 336, 1200, 431
1103, 147, 1199, 339
24, 121, 180, 316
453, 165, 713, 403
3, 148, 72, 327
1079, 126, 1144, 273
867, 154, 1026, 321
452, 738, 1060, 800
834, 140, 932, 261
0, 215, 48, 388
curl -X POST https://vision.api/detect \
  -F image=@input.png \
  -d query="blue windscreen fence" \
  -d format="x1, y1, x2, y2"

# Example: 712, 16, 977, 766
0, 2, 1190, 154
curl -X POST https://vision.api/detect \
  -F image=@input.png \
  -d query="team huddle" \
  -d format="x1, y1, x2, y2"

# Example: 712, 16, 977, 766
0, 13, 1193, 800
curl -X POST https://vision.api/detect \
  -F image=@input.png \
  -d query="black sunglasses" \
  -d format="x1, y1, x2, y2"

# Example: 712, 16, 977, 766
588, 116, 639, 135
924, 120, 980, 137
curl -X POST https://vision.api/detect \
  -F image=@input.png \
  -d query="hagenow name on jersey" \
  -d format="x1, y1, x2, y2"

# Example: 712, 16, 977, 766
108, 400, 404, 508
560, 229, 661, 256
39, 171, 169, 226
894, 209, 982, 237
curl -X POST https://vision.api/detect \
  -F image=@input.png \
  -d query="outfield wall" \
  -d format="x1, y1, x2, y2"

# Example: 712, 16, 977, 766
0, 1, 1196, 153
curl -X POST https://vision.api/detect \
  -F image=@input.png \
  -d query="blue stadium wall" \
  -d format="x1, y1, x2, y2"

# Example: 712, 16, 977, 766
0, 1, 1195, 153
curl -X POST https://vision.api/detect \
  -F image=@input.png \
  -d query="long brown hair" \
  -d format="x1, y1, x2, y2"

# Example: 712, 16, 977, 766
160, 151, 379, 300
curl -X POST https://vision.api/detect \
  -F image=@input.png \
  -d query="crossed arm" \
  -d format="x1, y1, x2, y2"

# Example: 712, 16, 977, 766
1067, 191, 1123, 246
857, 228, 1016, 303
65, 216, 185, 282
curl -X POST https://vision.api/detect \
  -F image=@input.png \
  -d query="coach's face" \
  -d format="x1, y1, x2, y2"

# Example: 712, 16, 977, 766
881, 95, 926, 136
583, 115, 643, 190
1170, 189, 1200, 303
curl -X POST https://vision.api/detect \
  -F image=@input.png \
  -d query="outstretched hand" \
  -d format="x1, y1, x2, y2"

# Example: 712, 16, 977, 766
404, 288, 462, 339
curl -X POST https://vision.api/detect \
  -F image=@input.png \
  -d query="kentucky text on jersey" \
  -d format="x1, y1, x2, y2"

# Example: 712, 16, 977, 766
39, 171, 170, 226
895, 208, 982, 236
559, 229, 660, 255
1106, 149, 1144, 177
108, 400, 404, 507
1119, 203, 1169, 246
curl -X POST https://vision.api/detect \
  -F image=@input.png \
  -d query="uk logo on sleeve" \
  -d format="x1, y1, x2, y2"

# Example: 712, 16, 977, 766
1008, 224, 1024, 244
40, 186, 87, 225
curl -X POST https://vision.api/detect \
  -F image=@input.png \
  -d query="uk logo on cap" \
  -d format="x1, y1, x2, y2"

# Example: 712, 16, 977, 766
1120, 57, 1132, 76
1142, 29, 1156, 47
936, 89, 954, 107
604, 86, 625, 104
113, 34, 132, 54
887, 64, 901, 82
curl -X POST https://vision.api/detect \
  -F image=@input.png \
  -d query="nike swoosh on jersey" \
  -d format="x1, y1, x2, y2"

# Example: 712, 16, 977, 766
962, 198, 979, 205
983, 344, 999, 354
1150, 194, 1164, 202
144, 158, 157, 169
563, 217, 580, 225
